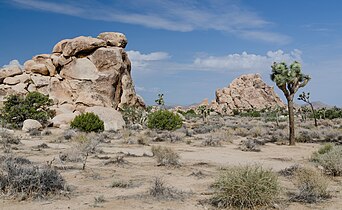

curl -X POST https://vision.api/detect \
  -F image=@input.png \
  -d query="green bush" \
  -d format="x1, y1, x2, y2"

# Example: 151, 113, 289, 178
210, 165, 280, 209
70, 112, 104, 133
147, 110, 182, 130
1, 92, 54, 128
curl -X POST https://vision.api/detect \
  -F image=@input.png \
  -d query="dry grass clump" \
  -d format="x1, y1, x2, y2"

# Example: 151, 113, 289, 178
291, 167, 330, 203
312, 145, 342, 176
151, 145, 180, 166
0, 130, 20, 153
210, 165, 280, 209
0, 156, 65, 199
149, 177, 186, 200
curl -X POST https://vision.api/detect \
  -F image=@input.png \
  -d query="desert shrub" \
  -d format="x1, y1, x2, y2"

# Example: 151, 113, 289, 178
151, 145, 180, 166
120, 105, 146, 126
70, 112, 104, 132
291, 167, 330, 203
210, 165, 280, 209
178, 109, 198, 120
202, 137, 222, 147
1, 92, 54, 128
0, 156, 65, 198
147, 110, 182, 131
111, 180, 132, 188
311, 143, 334, 162
312, 145, 342, 176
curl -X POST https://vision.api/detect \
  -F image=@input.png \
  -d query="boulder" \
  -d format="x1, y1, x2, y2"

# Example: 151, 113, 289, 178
30, 63, 49, 75
97, 32, 127, 48
212, 74, 285, 114
62, 36, 106, 57
3, 77, 20, 85
22, 119, 43, 132
60, 58, 99, 80
0, 65, 22, 81
31, 74, 50, 88
10, 83, 27, 94
51, 113, 79, 128
85, 106, 125, 131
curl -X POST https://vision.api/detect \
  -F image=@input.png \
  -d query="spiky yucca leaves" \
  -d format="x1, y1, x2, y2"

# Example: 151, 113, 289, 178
271, 61, 310, 145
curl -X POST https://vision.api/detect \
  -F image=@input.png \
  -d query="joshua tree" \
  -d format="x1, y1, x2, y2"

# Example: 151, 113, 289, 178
298, 91, 318, 127
271, 61, 310, 145
155, 93, 165, 109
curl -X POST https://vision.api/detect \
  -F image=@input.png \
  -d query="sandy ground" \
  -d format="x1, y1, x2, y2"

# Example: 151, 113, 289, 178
0, 128, 341, 210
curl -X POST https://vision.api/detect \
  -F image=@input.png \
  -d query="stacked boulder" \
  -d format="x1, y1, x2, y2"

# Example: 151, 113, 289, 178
0, 32, 145, 130
210, 74, 285, 114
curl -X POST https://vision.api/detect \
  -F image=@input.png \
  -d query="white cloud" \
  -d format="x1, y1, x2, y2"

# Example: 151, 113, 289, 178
135, 86, 160, 93
127, 50, 170, 70
2, 59, 23, 69
9, 0, 290, 44
193, 49, 302, 72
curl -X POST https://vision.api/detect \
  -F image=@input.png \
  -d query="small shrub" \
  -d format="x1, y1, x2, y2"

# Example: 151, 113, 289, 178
147, 110, 182, 131
70, 112, 104, 132
1, 92, 54, 128
239, 139, 261, 152
149, 177, 185, 200
111, 180, 132, 188
291, 167, 330, 203
210, 165, 280, 209
0, 156, 65, 198
312, 145, 342, 176
202, 137, 222, 147
151, 145, 180, 166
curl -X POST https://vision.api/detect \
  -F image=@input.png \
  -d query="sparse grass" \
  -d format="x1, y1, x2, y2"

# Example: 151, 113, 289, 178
151, 145, 180, 166
210, 165, 280, 209
291, 167, 330, 203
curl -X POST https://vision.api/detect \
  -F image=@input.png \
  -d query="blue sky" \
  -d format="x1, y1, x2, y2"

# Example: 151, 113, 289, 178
1, 0, 341, 106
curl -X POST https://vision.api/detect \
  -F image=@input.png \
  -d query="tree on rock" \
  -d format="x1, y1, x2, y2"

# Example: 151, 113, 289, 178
270, 61, 310, 145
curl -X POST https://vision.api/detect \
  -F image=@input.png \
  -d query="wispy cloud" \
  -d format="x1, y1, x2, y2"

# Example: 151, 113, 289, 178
9, 0, 290, 44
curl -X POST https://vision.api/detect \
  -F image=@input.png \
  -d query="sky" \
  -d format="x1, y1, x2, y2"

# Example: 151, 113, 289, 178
0, 0, 341, 106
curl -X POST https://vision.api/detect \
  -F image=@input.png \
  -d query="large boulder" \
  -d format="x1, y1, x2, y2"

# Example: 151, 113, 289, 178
97, 32, 128, 48
212, 74, 285, 114
85, 106, 125, 131
61, 36, 106, 57
0, 65, 22, 81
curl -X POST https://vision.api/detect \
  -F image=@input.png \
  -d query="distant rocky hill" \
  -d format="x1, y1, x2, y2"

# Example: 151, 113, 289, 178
0, 32, 144, 111
210, 74, 285, 114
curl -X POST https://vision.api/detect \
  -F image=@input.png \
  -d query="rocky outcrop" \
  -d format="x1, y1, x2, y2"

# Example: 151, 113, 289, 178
0, 32, 145, 112
211, 74, 285, 114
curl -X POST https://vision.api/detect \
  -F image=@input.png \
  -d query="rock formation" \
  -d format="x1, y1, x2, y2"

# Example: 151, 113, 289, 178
0, 32, 145, 112
210, 74, 285, 114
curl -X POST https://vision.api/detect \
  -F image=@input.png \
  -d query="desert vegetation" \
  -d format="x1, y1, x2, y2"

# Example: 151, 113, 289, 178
0, 100, 341, 209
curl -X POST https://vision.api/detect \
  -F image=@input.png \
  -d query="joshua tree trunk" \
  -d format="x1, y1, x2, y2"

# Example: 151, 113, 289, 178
287, 96, 296, 145
309, 103, 318, 127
